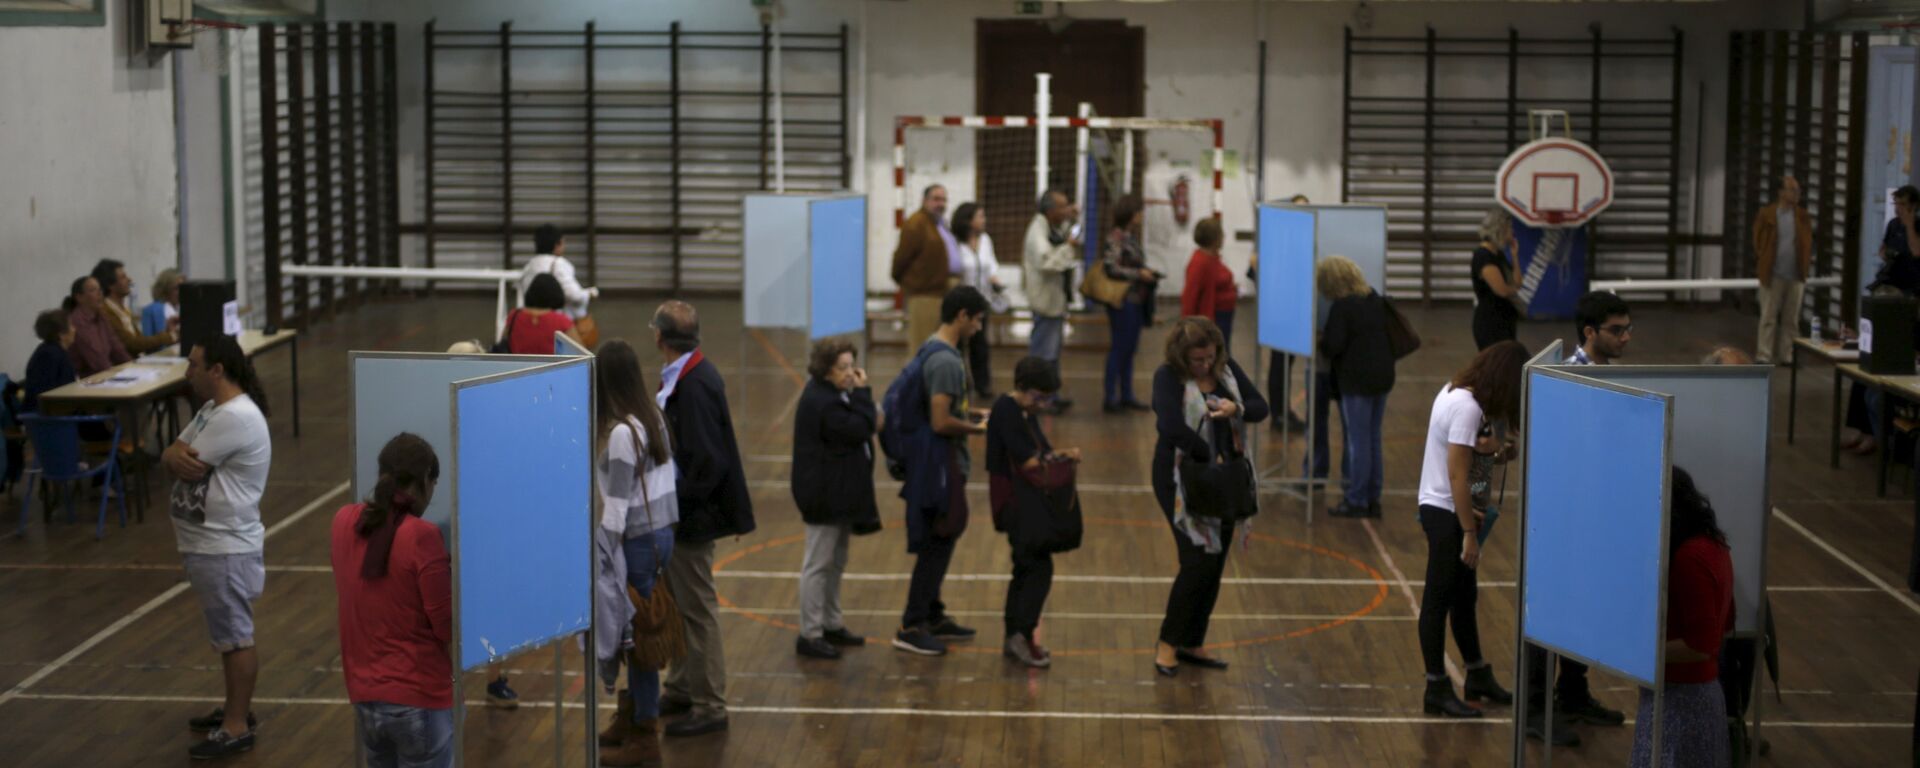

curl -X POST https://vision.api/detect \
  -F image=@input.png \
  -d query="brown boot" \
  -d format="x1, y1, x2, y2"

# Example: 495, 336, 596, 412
598, 690, 633, 748
599, 718, 661, 767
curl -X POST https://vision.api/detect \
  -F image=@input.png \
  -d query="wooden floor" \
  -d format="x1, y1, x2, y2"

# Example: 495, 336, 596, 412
0, 294, 1913, 767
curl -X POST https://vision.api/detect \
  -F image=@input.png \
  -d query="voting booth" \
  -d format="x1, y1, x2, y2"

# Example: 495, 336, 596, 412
743, 192, 868, 340
350, 348, 595, 765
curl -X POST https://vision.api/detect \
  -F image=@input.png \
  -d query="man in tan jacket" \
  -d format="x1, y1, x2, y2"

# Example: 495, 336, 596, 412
1751, 175, 1812, 364
892, 185, 957, 348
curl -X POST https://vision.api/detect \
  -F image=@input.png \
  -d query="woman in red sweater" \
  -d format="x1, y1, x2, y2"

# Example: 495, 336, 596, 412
1630, 466, 1735, 768
1181, 218, 1239, 349
330, 433, 455, 768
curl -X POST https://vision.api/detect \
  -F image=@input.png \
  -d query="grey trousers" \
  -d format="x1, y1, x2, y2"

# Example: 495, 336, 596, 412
1756, 278, 1804, 363
798, 523, 851, 639
663, 538, 727, 716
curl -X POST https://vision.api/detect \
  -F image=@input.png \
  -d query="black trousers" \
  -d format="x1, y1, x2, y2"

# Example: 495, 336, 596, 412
1267, 351, 1291, 419
968, 316, 993, 397
1418, 505, 1486, 678
902, 532, 956, 629
1155, 469, 1231, 648
1004, 546, 1053, 641
1524, 644, 1593, 712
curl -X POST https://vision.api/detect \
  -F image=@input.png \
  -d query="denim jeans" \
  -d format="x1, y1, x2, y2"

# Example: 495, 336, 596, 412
1104, 301, 1145, 405
622, 527, 674, 721
355, 702, 454, 768
1029, 315, 1065, 370
1303, 371, 1347, 480
1339, 393, 1386, 508
1214, 310, 1235, 353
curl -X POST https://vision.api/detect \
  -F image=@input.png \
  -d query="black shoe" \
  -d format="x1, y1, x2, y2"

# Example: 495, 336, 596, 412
188, 708, 258, 733
891, 627, 947, 656
822, 627, 866, 647
796, 635, 841, 659
1525, 712, 1583, 746
1122, 400, 1151, 412
189, 728, 255, 760
1153, 662, 1178, 677
658, 696, 694, 717
1328, 503, 1367, 518
664, 713, 728, 738
1462, 666, 1513, 705
1559, 695, 1626, 726
1422, 680, 1482, 719
1284, 411, 1309, 432
928, 617, 977, 640
1102, 401, 1122, 414
1367, 501, 1383, 518
1174, 649, 1228, 670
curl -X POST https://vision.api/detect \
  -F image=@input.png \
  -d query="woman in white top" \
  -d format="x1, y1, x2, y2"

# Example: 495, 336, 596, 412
591, 339, 680, 766
1414, 340, 1527, 719
519, 224, 597, 320
952, 202, 1004, 398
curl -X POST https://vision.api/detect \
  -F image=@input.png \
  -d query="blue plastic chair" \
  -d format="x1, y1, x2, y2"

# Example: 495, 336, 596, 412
18, 414, 127, 540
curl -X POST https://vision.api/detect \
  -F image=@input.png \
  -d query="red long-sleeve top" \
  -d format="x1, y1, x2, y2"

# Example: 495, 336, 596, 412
330, 503, 454, 709
1181, 248, 1238, 319
1664, 535, 1735, 685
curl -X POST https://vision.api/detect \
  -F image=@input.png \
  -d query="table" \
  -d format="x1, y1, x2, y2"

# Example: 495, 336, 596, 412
1789, 336, 1859, 445
1831, 362, 1920, 497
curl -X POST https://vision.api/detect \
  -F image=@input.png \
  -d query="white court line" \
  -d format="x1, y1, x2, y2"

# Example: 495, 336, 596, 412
1361, 518, 1462, 686
1773, 507, 1920, 618
706, 570, 1874, 593
720, 606, 1414, 622
9, 692, 1910, 729
0, 480, 349, 709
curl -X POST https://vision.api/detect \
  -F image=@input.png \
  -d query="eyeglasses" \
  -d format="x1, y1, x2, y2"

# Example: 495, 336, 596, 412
1601, 323, 1633, 337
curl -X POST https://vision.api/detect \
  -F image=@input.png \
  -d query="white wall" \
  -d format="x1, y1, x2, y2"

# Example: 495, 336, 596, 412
177, 43, 231, 288
0, 1, 179, 381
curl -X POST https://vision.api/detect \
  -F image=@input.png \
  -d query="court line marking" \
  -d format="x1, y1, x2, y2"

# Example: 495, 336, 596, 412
7, 692, 1910, 729
0, 480, 350, 710
720, 606, 1415, 622
1773, 507, 1920, 618
1361, 517, 1462, 686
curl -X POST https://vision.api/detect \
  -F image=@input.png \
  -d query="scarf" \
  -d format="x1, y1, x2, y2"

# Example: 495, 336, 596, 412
359, 492, 421, 579
1172, 368, 1245, 554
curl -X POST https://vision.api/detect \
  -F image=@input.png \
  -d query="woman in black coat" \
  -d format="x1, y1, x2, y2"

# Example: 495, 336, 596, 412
1151, 317, 1268, 678
790, 339, 881, 660
1319, 256, 1396, 519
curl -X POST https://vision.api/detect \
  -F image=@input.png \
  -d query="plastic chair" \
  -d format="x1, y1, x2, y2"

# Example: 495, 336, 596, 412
18, 414, 127, 540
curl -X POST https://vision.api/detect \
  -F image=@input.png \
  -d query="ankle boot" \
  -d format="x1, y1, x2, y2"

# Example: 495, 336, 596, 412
1422, 680, 1482, 718
599, 690, 633, 748
599, 718, 662, 767
1462, 665, 1513, 705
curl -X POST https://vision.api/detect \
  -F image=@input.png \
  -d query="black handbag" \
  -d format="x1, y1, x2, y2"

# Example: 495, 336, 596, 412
1179, 417, 1258, 522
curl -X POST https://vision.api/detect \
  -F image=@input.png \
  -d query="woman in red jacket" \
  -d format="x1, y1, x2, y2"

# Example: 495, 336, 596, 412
1630, 466, 1735, 768
1181, 218, 1238, 349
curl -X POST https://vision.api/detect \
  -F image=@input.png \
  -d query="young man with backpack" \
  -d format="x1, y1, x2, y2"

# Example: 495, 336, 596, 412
884, 286, 991, 656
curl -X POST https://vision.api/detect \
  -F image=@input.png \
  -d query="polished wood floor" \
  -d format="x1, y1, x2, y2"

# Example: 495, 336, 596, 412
0, 294, 1912, 767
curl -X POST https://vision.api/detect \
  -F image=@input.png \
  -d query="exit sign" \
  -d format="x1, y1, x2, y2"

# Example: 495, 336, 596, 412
1017, 1, 1043, 15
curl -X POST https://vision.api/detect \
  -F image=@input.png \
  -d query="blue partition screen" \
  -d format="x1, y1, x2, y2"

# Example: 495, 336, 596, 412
1258, 205, 1316, 355
1523, 371, 1670, 687
809, 196, 868, 339
743, 195, 810, 330
452, 361, 593, 670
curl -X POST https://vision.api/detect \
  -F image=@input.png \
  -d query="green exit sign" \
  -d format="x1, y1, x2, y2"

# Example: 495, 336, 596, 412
1017, 1, 1044, 15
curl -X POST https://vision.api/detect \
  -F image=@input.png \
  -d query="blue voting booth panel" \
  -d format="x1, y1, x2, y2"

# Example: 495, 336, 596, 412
1311, 206, 1389, 292
743, 195, 811, 330
1258, 205, 1316, 355
809, 196, 867, 339
452, 360, 593, 671
556, 331, 591, 357
1523, 371, 1671, 687
352, 354, 556, 537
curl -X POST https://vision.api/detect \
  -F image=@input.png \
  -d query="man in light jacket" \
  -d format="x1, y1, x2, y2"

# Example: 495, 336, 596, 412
1751, 175, 1812, 364
1022, 189, 1081, 413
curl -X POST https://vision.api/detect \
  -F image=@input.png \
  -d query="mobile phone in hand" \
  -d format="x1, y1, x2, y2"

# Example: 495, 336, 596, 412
1477, 505, 1500, 545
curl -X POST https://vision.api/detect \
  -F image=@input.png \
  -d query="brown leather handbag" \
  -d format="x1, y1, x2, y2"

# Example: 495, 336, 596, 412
625, 443, 685, 671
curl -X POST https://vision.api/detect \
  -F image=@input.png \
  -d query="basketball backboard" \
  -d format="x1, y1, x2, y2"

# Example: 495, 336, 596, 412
1495, 111, 1615, 228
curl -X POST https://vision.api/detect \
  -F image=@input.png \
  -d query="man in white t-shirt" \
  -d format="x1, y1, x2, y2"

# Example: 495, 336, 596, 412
163, 335, 273, 760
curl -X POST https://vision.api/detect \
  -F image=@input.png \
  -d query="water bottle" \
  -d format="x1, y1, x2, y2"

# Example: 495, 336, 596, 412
1811, 315, 1824, 342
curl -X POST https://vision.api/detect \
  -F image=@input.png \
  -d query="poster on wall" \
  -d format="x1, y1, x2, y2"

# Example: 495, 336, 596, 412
1511, 221, 1589, 322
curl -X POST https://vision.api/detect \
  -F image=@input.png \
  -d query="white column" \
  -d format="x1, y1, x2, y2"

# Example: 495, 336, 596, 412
1075, 102, 1091, 211
1034, 72, 1052, 198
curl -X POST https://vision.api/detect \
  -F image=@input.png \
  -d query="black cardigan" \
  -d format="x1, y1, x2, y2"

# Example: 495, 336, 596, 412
790, 379, 881, 529
663, 356, 756, 544
1320, 291, 1397, 398
1151, 358, 1269, 475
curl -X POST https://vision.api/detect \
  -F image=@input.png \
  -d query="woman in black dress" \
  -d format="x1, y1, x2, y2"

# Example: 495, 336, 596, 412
1471, 207, 1523, 350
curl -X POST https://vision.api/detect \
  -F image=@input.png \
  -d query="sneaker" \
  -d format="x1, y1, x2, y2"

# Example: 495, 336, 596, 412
188, 708, 257, 733
1003, 634, 1050, 668
822, 627, 867, 647
927, 617, 977, 640
189, 728, 255, 760
891, 627, 947, 656
1559, 695, 1626, 726
486, 676, 519, 709
796, 635, 841, 660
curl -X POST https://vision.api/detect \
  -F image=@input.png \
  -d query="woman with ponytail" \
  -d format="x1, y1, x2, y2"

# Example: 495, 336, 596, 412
329, 433, 455, 768
592, 339, 681, 767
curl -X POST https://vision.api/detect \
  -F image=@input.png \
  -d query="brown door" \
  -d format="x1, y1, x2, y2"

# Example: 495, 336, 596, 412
976, 18, 1145, 263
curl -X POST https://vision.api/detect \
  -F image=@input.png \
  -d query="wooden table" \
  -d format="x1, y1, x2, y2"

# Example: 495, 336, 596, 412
1789, 336, 1858, 445
1830, 362, 1920, 497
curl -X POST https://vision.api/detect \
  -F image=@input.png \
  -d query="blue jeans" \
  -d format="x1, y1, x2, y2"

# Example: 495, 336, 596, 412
355, 702, 453, 768
1303, 371, 1347, 479
622, 527, 674, 722
1339, 394, 1386, 508
1029, 314, 1065, 367
1214, 310, 1235, 352
1104, 301, 1145, 404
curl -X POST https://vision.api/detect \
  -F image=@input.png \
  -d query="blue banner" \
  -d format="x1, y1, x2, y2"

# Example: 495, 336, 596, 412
1510, 222, 1589, 322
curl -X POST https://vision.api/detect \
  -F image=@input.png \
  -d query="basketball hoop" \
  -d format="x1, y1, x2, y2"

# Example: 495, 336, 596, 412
1495, 109, 1614, 228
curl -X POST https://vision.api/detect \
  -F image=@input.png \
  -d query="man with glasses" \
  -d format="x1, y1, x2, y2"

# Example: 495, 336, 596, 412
1523, 289, 1632, 747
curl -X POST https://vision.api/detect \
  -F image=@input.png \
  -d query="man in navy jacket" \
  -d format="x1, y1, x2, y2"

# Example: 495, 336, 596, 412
652, 300, 753, 738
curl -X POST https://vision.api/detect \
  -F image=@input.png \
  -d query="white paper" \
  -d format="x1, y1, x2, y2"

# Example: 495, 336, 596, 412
222, 300, 242, 336
1860, 317, 1875, 354
83, 368, 167, 388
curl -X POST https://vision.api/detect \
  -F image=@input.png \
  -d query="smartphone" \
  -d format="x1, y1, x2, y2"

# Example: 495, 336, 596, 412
1477, 505, 1501, 545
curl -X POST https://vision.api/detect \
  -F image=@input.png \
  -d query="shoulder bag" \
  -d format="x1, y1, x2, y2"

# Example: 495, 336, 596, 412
1178, 416, 1258, 522
1382, 295, 1422, 360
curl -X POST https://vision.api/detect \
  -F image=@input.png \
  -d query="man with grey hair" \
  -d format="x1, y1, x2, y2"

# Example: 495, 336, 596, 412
651, 300, 754, 738
1022, 188, 1081, 413
1752, 175, 1810, 364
